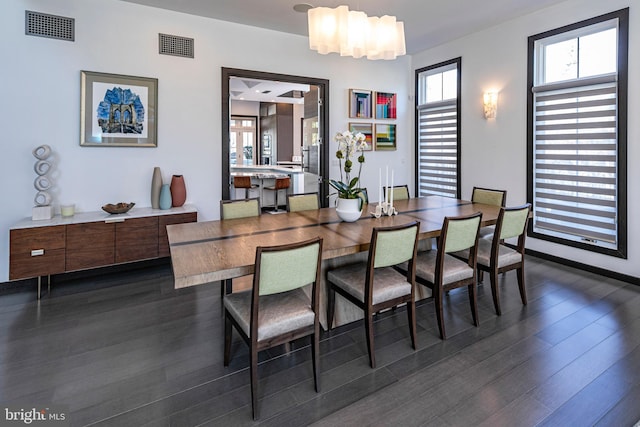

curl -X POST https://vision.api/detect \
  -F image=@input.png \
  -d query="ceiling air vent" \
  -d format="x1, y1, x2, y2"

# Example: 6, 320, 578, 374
159, 33, 194, 58
25, 10, 74, 42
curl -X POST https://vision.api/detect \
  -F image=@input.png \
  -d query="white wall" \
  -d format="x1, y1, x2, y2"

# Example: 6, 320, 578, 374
0, 0, 411, 281
412, 0, 639, 278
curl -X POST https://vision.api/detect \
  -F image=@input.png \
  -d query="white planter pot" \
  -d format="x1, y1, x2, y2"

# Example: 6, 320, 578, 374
336, 197, 362, 222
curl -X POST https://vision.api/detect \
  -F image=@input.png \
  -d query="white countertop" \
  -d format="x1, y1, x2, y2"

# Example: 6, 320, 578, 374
230, 165, 304, 175
11, 204, 197, 229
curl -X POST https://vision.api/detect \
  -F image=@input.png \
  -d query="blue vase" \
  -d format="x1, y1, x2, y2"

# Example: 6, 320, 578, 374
159, 184, 172, 210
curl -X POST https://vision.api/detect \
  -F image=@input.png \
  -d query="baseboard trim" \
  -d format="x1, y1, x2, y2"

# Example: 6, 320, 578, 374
524, 247, 640, 286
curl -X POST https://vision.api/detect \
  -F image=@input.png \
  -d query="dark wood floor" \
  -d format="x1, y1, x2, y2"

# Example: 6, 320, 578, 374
1, 255, 640, 426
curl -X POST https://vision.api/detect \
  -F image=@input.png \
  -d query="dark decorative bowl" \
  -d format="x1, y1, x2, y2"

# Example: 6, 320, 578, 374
102, 202, 135, 214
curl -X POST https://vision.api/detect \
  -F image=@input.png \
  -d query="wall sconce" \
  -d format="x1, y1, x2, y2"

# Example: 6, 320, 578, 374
483, 92, 498, 119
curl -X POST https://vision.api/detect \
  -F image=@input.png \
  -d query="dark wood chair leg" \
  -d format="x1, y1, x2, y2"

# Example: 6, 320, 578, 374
250, 347, 259, 420
468, 283, 479, 326
312, 326, 320, 392
220, 279, 233, 307
365, 309, 376, 368
478, 270, 484, 283
224, 313, 232, 366
327, 285, 336, 330
490, 269, 501, 315
407, 300, 417, 349
517, 265, 527, 305
434, 287, 446, 340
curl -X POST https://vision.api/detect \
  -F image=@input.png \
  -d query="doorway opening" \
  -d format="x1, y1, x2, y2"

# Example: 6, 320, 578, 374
221, 68, 330, 205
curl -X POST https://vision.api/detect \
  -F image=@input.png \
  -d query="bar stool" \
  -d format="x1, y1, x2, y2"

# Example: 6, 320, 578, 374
263, 176, 290, 213
233, 175, 259, 199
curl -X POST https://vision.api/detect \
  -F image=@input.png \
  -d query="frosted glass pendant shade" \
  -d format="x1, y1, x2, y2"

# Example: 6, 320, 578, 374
308, 5, 405, 60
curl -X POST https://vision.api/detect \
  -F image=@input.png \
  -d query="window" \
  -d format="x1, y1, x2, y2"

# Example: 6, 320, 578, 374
415, 58, 461, 198
230, 116, 257, 166
527, 9, 628, 258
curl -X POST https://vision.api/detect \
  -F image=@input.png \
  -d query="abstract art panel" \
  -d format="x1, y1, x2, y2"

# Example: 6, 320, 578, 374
375, 124, 397, 151
375, 91, 397, 119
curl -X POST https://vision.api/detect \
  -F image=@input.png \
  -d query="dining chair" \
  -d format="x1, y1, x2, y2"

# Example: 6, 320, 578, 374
410, 212, 482, 340
233, 175, 259, 199
287, 192, 320, 212
383, 184, 410, 201
219, 198, 261, 297
224, 236, 323, 420
474, 203, 531, 315
327, 221, 420, 368
220, 197, 261, 220
471, 186, 506, 239
263, 176, 291, 213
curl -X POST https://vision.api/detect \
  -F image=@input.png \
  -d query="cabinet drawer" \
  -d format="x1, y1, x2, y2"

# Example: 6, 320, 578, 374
9, 226, 66, 280
66, 222, 115, 271
10, 226, 66, 253
116, 217, 158, 263
158, 212, 197, 257
10, 249, 65, 280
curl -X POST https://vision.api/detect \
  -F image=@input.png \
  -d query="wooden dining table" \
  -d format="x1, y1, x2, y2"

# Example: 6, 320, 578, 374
167, 195, 502, 328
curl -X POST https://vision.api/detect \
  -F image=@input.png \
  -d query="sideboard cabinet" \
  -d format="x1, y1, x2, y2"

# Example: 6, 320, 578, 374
9, 206, 197, 295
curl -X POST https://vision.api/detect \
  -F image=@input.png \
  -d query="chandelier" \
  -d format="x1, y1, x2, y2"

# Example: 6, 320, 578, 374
307, 5, 406, 60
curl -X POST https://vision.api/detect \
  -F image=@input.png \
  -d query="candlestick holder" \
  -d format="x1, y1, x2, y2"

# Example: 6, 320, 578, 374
371, 201, 398, 218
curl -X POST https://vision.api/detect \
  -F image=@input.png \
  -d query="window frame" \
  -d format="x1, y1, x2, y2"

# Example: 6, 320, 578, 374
526, 8, 629, 258
415, 57, 462, 199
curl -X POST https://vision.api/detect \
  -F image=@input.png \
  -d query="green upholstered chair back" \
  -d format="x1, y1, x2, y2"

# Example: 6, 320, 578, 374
287, 193, 320, 212
257, 239, 322, 296
499, 204, 531, 240
472, 187, 506, 207
384, 185, 410, 201
372, 222, 419, 268
443, 214, 482, 253
220, 198, 260, 219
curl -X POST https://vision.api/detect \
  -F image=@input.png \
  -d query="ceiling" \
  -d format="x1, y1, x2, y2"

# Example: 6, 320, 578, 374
230, 77, 311, 104
120, 0, 569, 54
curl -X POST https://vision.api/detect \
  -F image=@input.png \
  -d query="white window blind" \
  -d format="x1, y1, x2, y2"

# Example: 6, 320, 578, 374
417, 100, 458, 197
532, 75, 617, 246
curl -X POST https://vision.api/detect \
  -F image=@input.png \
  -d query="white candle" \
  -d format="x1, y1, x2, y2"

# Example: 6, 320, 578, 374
390, 169, 394, 207
379, 168, 382, 206
385, 166, 389, 205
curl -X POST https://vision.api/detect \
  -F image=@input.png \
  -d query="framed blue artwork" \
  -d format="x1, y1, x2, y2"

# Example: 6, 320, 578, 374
80, 71, 158, 147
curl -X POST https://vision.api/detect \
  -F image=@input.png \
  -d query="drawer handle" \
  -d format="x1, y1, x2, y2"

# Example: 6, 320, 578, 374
105, 218, 126, 223
31, 249, 45, 256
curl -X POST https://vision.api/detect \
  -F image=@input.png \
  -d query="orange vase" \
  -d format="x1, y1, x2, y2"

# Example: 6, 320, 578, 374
170, 174, 186, 207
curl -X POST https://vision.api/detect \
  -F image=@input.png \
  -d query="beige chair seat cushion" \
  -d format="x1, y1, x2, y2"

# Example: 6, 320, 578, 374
327, 264, 411, 305
224, 288, 314, 342
403, 251, 474, 285
455, 239, 522, 268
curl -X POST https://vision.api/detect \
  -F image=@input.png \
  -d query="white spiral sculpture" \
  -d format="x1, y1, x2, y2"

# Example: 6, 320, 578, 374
32, 145, 52, 207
